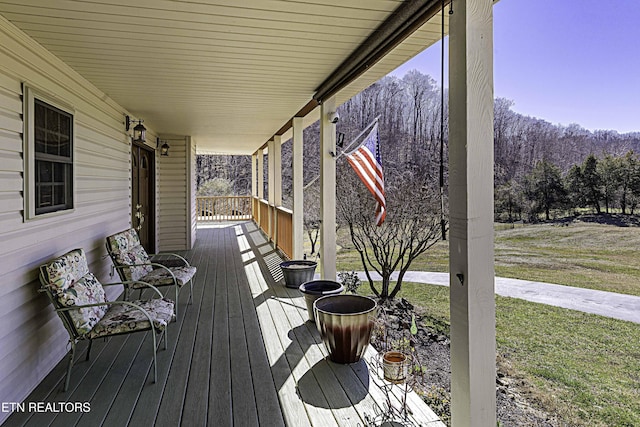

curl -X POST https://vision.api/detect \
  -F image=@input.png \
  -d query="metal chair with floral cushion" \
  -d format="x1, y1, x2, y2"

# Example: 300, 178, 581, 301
39, 248, 175, 392
105, 228, 196, 316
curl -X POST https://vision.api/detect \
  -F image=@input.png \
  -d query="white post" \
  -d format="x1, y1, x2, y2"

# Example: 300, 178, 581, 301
273, 135, 282, 246
257, 148, 264, 228
320, 97, 337, 280
251, 152, 257, 197
267, 138, 275, 240
273, 135, 282, 206
292, 117, 304, 259
257, 149, 264, 200
448, 0, 496, 426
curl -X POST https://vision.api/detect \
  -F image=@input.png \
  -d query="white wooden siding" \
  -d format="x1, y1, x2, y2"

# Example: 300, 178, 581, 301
157, 136, 189, 251
0, 17, 134, 424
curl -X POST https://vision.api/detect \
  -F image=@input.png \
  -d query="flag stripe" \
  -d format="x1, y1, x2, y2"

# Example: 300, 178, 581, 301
347, 154, 385, 205
345, 123, 386, 226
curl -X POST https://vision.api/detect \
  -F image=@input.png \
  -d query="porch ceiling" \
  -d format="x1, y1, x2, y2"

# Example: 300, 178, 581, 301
0, 0, 445, 155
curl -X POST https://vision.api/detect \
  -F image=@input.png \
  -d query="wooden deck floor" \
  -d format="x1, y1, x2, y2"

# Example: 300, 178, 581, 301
4, 222, 443, 427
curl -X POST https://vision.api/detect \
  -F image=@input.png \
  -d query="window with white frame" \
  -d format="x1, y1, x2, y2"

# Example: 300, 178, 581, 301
24, 87, 74, 219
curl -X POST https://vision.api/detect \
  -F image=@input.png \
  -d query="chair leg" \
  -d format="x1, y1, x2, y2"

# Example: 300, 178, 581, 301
151, 330, 158, 384
85, 339, 93, 361
174, 286, 179, 318
64, 341, 76, 392
163, 328, 168, 350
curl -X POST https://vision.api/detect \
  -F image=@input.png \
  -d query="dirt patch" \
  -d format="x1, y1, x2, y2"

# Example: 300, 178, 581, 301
370, 298, 562, 426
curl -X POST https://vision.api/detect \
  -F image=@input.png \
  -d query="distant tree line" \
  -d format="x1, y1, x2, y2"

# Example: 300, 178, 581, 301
499, 151, 640, 222
196, 70, 640, 223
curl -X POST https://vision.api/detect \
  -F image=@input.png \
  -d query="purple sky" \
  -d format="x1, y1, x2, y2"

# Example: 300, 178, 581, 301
389, 0, 640, 133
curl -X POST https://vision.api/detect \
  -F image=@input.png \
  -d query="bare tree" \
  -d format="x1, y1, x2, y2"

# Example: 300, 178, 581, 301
337, 168, 443, 300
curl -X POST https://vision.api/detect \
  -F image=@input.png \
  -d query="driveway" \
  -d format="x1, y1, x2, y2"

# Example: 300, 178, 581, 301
350, 271, 640, 324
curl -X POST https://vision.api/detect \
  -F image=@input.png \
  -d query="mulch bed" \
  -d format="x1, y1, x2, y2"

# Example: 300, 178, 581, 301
370, 298, 560, 426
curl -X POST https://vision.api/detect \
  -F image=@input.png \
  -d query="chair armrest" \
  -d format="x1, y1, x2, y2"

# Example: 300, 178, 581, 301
56, 300, 159, 334
112, 262, 178, 286
148, 253, 190, 267
102, 281, 164, 298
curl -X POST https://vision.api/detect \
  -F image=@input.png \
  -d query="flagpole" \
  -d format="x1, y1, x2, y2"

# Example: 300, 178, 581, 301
303, 116, 380, 190
340, 116, 380, 157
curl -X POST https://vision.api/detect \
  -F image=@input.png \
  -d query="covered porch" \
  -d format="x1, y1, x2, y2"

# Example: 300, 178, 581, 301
4, 224, 442, 426
0, 0, 496, 425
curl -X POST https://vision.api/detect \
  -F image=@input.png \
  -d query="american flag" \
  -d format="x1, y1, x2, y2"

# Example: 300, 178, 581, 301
345, 123, 386, 225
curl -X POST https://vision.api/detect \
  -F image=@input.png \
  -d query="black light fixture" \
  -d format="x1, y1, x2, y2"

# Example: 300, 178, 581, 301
125, 115, 146, 143
132, 120, 146, 143
157, 138, 170, 156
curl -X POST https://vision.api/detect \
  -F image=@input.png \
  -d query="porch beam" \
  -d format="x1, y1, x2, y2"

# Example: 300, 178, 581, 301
448, 0, 496, 426
320, 97, 337, 280
292, 117, 304, 259
314, 0, 444, 102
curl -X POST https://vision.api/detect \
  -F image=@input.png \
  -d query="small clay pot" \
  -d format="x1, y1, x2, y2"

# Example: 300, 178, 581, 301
382, 351, 408, 384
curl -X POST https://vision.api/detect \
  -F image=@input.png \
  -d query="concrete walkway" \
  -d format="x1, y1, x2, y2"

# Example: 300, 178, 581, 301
352, 271, 640, 324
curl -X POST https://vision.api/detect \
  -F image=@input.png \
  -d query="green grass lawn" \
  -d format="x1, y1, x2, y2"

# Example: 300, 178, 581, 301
333, 221, 640, 297
395, 283, 640, 427
317, 220, 640, 426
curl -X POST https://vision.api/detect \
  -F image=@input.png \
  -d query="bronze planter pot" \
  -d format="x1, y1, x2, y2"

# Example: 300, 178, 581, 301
314, 295, 377, 364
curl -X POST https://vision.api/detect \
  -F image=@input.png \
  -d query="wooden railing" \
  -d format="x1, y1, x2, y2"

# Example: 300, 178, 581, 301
276, 207, 293, 258
258, 199, 270, 233
197, 196, 252, 221
253, 197, 294, 259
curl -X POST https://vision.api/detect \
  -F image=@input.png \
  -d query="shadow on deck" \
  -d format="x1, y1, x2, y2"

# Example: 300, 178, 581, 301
4, 222, 443, 427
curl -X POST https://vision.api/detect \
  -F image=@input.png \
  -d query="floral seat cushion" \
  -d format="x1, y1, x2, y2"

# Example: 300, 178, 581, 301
132, 266, 197, 288
88, 298, 175, 339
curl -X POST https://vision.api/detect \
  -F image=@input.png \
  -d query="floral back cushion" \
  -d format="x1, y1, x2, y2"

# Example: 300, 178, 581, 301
107, 229, 153, 281
57, 273, 108, 335
106, 228, 141, 253
114, 245, 153, 281
40, 248, 90, 293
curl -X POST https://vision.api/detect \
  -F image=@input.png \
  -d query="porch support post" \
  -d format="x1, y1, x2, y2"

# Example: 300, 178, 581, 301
257, 148, 264, 228
320, 97, 337, 280
292, 117, 304, 259
251, 153, 257, 197
272, 135, 282, 206
272, 135, 282, 246
267, 138, 275, 240
257, 149, 264, 200
448, 0, 496, 426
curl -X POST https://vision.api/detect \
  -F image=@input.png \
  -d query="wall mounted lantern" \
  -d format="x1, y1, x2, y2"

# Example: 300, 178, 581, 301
157, 138, 170, 156
125, 115, 147, 143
